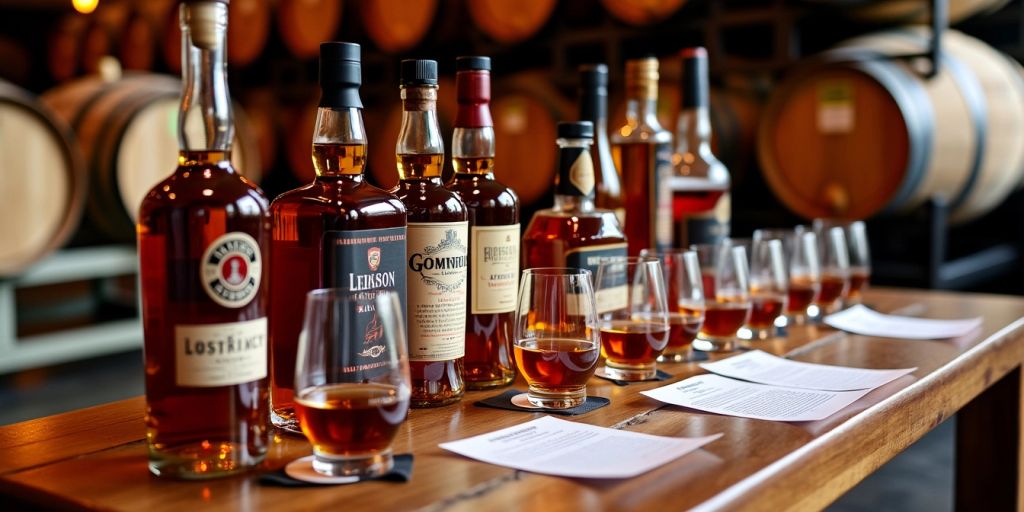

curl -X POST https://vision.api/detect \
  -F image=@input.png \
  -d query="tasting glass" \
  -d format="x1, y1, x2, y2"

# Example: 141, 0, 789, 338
641, 249, 706, 362
594, 257, 670, 380
691, 242, 752, 352
813, 226, 851, 315
814, 219, 871, 305
746, 239, 789, 340
753, 229, 821, 325
513, 268, 601, 408
294, 289, 411, 478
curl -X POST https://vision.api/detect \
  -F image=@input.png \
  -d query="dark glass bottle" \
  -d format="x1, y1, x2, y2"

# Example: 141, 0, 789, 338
579, 64, 624, 226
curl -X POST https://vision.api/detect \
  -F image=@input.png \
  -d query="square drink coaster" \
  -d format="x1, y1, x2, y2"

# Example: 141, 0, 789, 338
594, 367, 673, 386
259, 454, 414, 487
474, 390, 610, 416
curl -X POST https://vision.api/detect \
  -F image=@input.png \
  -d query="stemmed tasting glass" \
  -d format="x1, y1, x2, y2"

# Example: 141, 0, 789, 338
641, 249, 705, 362
812, 226, 851, 315
692, 242, 751, 352
746, 238, 788, 340
594, 257, 670, 380
814, 219, 871, 305
294, 289, 411, 478
753, 229, 821, 326
513, 268, 600, 409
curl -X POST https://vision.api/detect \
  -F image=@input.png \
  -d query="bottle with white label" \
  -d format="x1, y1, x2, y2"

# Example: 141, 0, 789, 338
393, 59, 469, 407
137, 0, 270, 478
445, 56, 519, 390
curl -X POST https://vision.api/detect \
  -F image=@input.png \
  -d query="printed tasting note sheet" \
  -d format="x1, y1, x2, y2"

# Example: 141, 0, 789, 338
700, 350, 916, 391
825, 304, 982, 339
439, 416, 722, 478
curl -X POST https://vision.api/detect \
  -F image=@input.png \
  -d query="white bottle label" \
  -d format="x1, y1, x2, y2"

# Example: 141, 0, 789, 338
407, 221, 469, 361
175, 317, 268, 387
471, 224, 520, 315
199, 232, 262, 308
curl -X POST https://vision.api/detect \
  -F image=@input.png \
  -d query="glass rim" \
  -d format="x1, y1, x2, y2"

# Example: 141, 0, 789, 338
305, 288, 401, 301
521, 267, 593, 277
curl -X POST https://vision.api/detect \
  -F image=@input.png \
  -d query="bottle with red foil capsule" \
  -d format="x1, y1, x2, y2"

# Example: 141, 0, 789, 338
578, 64, 624, 225
137, 0, 269, 478
670, 47, 730, 247
446, 56, 519, 390
611, 57, 673, 256
394, 59, 469, 407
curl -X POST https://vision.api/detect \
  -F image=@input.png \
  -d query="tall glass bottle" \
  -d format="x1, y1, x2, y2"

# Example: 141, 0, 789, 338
522, 121, 627, 277
268, 43, 407, 432
446, 56, 519, 390
579, 64, 624, 225
138, 0, 270, 478
394, 59, 469, 407
670, 47, 730, 247
611, 57, 673, 256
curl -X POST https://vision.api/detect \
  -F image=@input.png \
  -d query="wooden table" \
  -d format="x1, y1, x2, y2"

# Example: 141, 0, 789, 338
1, 287, 1023, 511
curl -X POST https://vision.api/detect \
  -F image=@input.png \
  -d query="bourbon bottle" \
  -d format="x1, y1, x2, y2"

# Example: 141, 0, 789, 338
611, 57, 673, 256
269, 43, 407, 432
523, 121, 627, 279
138, 0, 269, 478
393, 59, 469, 407
578, 64, 624, 225
670, 47, 730, 247
446, 56, 518, 390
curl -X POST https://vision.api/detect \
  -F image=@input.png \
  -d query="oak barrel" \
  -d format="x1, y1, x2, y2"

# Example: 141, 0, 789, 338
600, 0, 687, 25
41, 73, 261, 241
358, 0, 436, 53
758, 28, 1024, 223
467, 0, 556, 44
277, 0, 342, 58
831, 0, 1010, 25
0, 81, 87, 276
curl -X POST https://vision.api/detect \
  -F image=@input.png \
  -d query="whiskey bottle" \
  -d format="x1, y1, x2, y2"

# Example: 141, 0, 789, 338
611, 57, 673, 256
522, 121, 627, 278
670, 47, 730, 247
446, 56, 519, 390
138, 0, 269, 478
578, 64, 624, 225
394, 59, 469, 407
268, 42, 407, 432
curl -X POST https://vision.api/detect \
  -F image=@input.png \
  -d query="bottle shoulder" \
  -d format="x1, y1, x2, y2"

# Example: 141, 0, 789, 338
271, 179, 407, 214
395, 180, 468, 221
447, 175, 520, 209
140, 164, 270, 217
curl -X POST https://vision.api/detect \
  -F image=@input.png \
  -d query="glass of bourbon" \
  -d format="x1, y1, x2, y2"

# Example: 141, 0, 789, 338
808, 226, 851, 316
691, 242, 752, 352
513, 268, 601, 408
753, 229, 821, 326
594, 257, 671, 380
814, 219, 871, 305
294, 289, 411, 478
746, 239, 789, 340
641, 249, 705, 362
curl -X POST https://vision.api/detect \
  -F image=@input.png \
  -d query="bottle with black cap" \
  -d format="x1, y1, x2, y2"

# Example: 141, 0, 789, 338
138, 0, 271, 478
578, 63, 624, 225
268, 42, 408, 430
522, 121, 627, 277
445, 56, 519, 391
394, 59, 469, 408
670, 47, 730, 247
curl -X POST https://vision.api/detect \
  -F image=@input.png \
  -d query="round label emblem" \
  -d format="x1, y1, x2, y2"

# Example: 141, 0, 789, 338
200, 232, 262, 308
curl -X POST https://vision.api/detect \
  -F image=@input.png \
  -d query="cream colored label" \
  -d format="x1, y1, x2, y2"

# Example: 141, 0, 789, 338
175, 317, 267, 387
569, 152, 596, 196
407, 222, 469, 361
471, 224, 520, 315
817, 81, 855, 134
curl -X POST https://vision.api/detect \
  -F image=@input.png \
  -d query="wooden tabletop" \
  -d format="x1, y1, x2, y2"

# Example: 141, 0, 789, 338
2, 287, 1023, 511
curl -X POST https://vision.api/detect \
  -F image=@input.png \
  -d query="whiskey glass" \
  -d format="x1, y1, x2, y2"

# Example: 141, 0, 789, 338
692, 242, 752, 352
754, 229, 821, 326
641, 249, 705, 362
513, 268, 601, 408
594, 257, 670, 380
813, 226, 851, 315
294, 289, 411, 478
814, 219, 871, 305
746, 239, 788, 340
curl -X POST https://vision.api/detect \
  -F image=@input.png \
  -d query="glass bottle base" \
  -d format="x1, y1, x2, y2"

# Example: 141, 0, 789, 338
148, 442, 266, 480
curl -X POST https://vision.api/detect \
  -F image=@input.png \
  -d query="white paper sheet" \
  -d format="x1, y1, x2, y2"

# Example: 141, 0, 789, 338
824, 304, 982, 340
438, 416, 722, 479
700, 350, 916, 392
642, 374, 873, 422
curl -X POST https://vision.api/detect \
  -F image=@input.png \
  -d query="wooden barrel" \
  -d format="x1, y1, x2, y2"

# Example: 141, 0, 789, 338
119, 7, 157, 71
600, 0, 687, 25
358, 0, 436, 53
0, 81, 87, 276
49, 16, 88, 81
758, 28, 1024, 224
41, 74, 261, 241
277, 0, 342, 59
826, 0, 1011, 25
467, 0, 556, 44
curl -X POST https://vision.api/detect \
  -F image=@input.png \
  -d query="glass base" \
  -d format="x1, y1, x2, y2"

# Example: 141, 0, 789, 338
745, 326, 775, 340
657, 348, 694, 363
603, 363, 657, 381
312, 449, 393, 478
692, 337, 740, 352
526, 385, 586, 409
149, 441, 266, 479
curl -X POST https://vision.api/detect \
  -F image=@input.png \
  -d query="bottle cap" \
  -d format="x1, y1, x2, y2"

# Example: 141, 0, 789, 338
558, 121, 594, 139
319, 42, 362, 109
680, 46, 709, 109
401, 59, 438, 86
456, 56, 491, 72
579, 63, 608, 89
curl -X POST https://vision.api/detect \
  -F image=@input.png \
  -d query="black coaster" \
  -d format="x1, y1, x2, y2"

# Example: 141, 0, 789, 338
474, 390, 610, 416
594, 367, 673, 387
688, 350, 711, 361
259, 454, 414, 487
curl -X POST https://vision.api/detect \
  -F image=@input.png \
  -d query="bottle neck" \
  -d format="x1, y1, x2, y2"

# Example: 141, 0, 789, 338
178, 2, 232, 162
625, 97, 660, 130
312, 107, 367, 178
675, 107, 713, 155
554, 138, 596, 209
452, 127, 495, 175
397, 85, 444, 180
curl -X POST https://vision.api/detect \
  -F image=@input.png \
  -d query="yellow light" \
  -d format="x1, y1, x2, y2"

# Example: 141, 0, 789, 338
72, 0, 98, 14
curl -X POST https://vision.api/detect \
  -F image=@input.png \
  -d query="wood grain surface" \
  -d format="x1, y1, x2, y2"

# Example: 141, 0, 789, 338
1, 287, 1022, 511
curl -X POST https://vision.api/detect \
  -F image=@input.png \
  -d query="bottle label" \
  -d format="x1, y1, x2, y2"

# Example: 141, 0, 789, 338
200, 232, 262, 309
680, 192, 731, 246
175, 317, 268, 387
558, 147, 595, 197
654, 142, 674, 251
323, 227, 408, 374
407, 222, 469, 361
565, 243, 628, 314
470, 224, 520, 314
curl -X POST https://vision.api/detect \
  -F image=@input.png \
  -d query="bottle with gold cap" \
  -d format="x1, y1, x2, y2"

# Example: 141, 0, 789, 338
611, 57, 673, 256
